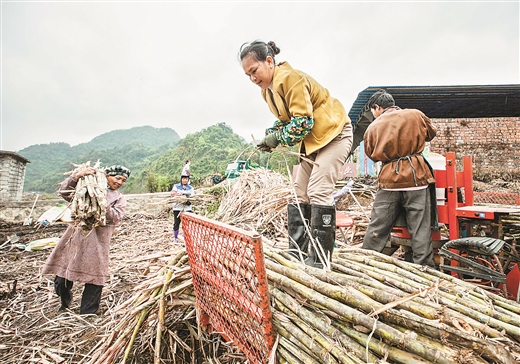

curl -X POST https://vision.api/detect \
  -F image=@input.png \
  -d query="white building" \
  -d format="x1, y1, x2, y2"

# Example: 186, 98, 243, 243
0, 151, 30, 201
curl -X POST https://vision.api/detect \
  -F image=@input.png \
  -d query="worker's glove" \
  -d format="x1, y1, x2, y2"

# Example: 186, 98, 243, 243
257, 133, 279, 152
185, 200, 192, 206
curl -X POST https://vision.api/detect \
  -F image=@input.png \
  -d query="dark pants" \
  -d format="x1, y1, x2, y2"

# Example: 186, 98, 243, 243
54, 276, 103, 314
362, 188, 435, 267
173, 210, 182, 231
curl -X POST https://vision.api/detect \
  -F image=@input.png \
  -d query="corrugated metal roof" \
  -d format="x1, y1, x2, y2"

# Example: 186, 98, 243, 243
348, 84, 520, 124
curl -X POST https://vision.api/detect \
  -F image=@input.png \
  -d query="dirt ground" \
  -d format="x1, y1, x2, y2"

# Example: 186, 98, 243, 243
0, 211, 186, 363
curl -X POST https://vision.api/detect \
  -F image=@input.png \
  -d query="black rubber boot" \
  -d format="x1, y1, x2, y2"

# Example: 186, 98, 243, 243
305, 204, 336, 269
287, 203, 311, 259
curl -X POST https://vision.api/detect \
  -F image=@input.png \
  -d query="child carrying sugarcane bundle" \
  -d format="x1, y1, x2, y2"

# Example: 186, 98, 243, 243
42, 164, 130, 315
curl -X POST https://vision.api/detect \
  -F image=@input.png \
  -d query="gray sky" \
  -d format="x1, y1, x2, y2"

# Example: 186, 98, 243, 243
2, 1, 519, 152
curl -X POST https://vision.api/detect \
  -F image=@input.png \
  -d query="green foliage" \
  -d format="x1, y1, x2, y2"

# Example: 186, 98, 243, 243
18, 122, 301, 194
146, 123, 255, 191
19, 126, 179, 194
75, 126, 179, 153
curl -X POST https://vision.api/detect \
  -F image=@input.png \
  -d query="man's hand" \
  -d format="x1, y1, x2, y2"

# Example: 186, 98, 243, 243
257, 133, 279, 152
171, 191, 182, 197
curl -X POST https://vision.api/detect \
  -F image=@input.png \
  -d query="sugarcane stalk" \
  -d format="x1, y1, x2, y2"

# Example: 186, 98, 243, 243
274, 300, 366, 364
67, 162, 108, 230
336, 252, 520, 338
425, 268, 520, 315
270, 287, 383, 363
331, 320, 434, 364
375, 305, 518, 364
272, 319, 325, 363
310, 264, 507, 340
123, 294, 160, 362
279, 336, 320, 363
93, 317, 139, 364
105, 251, 193, 362
267, 246, 520, 358
154, 269, 173, 364
277, 344, 303, 364
266, 268, 454, 364
271, 269, 515, 364
265, 259, 387, 317
340, 248, 520, 313
352, 275, 506, 340
388, 323, 489, 364
277, 355, 290, 364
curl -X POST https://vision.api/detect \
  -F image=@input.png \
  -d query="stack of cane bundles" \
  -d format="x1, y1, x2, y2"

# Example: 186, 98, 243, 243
68, 161, 108, 231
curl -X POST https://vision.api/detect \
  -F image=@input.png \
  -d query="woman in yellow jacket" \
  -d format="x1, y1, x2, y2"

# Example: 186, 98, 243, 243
240, 40, 353, 268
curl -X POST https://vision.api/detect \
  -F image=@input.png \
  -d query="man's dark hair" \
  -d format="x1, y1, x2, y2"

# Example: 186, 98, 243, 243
367, 89, 395, 110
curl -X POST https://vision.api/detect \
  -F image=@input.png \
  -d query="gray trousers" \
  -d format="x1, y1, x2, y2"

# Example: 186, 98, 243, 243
362, 188, 435, 267
295, 123, 353, 205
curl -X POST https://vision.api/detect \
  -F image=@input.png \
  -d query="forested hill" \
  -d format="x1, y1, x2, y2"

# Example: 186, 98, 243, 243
130, 123, 297, 192
19, 123, 297, 195
21, 123, 297, 194
142, 123, 255, 192
19, 126, 180, 194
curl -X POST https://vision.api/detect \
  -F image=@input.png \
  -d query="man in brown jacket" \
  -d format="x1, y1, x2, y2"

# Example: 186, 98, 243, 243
362, 90, 437, 267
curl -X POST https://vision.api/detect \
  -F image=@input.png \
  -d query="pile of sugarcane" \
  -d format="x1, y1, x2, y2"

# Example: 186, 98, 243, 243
85, 245, 520, 363
212, 168, 295, 240
86, 248, 247, 364
68, 161, 108, 231
267, 247, 520, 364
81, 169, 519, 363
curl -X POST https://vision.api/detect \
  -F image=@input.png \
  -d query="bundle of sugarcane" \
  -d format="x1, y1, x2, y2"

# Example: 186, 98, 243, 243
87, 249, 190, 364
265, 246, 520, 364
154, 193, 218, 206
68, 161, 108, 231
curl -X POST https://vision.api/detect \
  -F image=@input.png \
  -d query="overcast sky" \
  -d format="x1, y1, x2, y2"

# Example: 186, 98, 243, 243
1, 1, 519, 152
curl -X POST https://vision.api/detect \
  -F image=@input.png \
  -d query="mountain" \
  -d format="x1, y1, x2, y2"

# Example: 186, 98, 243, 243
18, 123, 298, 195
142, 122, 299, 192
142, 123, 256, 192
76, 127, 179, 152
19, 126, 180, 194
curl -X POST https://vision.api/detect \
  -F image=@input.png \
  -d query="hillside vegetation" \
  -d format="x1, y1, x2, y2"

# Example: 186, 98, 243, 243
19, 123, 299, 195
20, 126, 179, 194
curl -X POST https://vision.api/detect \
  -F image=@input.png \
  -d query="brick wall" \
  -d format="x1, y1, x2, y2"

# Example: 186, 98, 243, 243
429, 117, 520, 180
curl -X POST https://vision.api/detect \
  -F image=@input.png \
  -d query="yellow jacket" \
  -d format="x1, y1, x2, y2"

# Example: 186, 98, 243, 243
261, 62, 350, 155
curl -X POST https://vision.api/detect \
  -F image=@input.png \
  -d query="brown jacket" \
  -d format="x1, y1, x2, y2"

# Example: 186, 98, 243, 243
42, 175, 126, 286
261, 62, 350, 155
364, 107, 437, 189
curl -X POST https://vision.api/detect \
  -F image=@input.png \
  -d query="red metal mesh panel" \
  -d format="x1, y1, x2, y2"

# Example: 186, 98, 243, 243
474, 191, 520, 206
180, 212, 275, 364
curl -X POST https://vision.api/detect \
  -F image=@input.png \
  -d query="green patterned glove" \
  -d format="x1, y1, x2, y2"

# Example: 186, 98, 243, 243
257, 133, 280, 152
